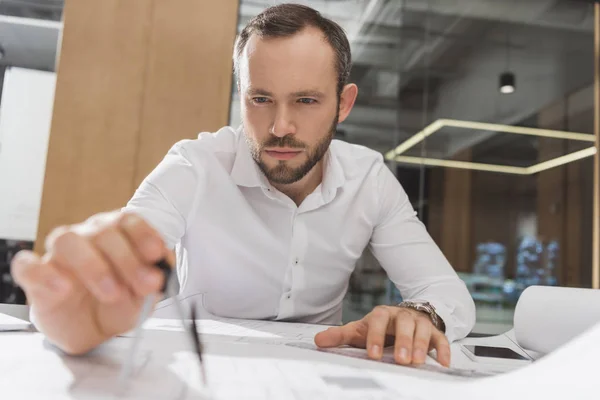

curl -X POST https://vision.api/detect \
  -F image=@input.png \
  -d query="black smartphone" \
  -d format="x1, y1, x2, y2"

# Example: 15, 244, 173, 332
462, 345, 530, 361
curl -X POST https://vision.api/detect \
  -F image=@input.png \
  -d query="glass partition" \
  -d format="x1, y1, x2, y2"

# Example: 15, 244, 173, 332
233, 0, 597, 333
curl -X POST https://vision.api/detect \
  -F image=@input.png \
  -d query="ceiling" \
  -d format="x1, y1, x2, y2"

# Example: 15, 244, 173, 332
232, 0, 596, 159
0, 0, 596, 160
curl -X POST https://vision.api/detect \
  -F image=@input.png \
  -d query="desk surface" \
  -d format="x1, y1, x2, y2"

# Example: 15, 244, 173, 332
2, 303, 598, 400
0, 303, 530, 376
0, 303, 29, 321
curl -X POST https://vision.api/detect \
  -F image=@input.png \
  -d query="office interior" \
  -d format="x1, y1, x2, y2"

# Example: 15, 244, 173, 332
0, 0, 599, 339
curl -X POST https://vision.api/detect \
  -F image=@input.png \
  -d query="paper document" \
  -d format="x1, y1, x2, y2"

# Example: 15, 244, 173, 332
2, 320, 600, 399
513, 286, 600, 354
135, 317, 491, 380
138, 316, 328, 346
460, 319, 600, 400
0, 332, 444, 399
286, 342, 495, 378
0, 312, 31, 331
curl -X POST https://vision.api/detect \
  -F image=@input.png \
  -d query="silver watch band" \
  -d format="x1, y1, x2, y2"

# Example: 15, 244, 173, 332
397, 301, 446, 333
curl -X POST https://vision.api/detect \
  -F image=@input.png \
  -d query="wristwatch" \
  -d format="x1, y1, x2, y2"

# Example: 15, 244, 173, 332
397, 300, 446, 333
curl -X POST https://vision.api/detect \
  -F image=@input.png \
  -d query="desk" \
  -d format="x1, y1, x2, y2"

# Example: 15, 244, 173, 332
0, 303, 532, 371
0, 303, 30, 321
1, 303, 597, 399
0, 304, 534, 399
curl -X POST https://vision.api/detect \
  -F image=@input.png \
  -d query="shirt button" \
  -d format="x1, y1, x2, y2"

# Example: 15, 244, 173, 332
286, 293, 291, 299
294, 258, 299, 265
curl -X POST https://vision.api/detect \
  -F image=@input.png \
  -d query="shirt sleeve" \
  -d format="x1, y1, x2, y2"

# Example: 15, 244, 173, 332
121, 141, 206, 250
368, 163, 476, 343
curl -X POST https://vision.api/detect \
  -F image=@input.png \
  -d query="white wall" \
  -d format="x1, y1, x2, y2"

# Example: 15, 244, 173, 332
0, 67, 56, 241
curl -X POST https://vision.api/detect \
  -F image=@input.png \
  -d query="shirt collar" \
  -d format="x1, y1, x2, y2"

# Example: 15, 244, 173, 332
321, 144, 346, 196
230, 129, 271, 189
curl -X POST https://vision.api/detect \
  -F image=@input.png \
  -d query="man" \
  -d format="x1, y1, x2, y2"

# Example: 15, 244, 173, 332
11, 4, 475, 367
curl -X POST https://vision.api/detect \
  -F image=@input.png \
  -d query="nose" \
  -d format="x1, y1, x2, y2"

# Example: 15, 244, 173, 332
270, 105, 296, 137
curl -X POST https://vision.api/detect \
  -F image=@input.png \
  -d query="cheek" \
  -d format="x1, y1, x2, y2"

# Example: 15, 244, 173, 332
298, 106, 337, 138
242, 103, 272, 129
242, 111, 267, 146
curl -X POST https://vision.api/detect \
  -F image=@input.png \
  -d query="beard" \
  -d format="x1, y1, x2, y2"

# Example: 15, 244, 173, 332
245, 110, 339, 185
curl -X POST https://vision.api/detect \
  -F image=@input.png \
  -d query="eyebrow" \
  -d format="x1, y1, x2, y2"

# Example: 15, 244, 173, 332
246, 87, 274, 97
246, 88, 325, 98
292, 90, 325, 98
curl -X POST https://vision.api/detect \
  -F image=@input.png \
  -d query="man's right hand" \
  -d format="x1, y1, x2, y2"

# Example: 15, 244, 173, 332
10, 211, 174, 355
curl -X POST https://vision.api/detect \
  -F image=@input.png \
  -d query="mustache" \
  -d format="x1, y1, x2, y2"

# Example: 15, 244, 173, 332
261, 134, 306, 149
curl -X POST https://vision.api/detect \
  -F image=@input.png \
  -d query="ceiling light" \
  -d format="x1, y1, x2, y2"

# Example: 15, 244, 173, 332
390, 147, 597, 176
499, 72, 515, 94
384, 118, 597, 175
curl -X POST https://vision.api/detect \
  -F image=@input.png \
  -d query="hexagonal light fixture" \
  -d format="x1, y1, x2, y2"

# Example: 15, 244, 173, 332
385, 119, 597, 175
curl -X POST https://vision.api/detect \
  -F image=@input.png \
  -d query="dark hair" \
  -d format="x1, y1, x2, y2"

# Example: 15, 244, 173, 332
233, 3, 352, 96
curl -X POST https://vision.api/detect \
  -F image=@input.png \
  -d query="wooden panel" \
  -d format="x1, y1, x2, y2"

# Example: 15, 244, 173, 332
536, 138, 567, 285
35, 0, 154, 252
427, 167, 444, 246
134, 0, 239, 185
440, 150, 472, 272
471, 172, 516, 278
537, 99, 567, 285
35, 0, 239, 252
565, 148, 583, 286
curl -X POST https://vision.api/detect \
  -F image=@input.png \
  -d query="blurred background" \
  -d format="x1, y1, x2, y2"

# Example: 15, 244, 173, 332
0, 0, 598, 334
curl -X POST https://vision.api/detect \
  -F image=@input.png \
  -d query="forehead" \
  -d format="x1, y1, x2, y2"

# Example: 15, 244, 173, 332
239, 26, 337, 90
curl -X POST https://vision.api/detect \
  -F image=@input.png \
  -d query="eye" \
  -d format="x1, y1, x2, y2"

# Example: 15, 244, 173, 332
252, 97, 270, 104
298, 98, 317, 105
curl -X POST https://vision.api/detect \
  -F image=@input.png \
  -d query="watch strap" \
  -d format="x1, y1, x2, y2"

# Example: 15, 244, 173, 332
397, 301, 446, 333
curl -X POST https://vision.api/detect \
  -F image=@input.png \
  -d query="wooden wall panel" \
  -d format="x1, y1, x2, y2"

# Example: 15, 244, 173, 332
36, 0, 153, 250
565, 150, 583, 286
35, 0, 239, 252
134, 0, 239, 185
427, 168, 444, 247
440, 150, 472, 272
537, 97, 593, 287
536, 137, 567, 284
537, 99, 567, 285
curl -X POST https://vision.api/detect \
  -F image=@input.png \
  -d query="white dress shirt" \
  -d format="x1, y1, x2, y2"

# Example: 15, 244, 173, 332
123, 126, 476, 342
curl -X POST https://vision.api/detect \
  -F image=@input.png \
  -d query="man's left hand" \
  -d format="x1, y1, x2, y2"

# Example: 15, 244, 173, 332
314, 305, 451, 367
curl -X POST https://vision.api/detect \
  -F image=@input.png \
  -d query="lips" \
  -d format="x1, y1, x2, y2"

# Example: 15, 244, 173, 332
264, 149, 303, 161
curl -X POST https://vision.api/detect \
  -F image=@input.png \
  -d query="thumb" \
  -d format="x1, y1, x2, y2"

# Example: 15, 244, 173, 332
314, 322, 365, 348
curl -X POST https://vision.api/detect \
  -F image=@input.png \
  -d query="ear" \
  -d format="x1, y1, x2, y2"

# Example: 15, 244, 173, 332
337, 83, 358, 124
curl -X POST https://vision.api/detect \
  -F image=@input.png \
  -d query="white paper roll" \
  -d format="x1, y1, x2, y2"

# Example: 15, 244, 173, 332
513, 286, 600, 354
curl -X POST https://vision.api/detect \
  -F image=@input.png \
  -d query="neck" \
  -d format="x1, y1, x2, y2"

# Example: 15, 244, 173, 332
271, 160, 324, 206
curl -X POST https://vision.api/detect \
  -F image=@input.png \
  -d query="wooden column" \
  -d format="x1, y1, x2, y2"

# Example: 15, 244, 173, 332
537, 90, 595, 287
440, 150, 473, 272
35, 0, 239, 252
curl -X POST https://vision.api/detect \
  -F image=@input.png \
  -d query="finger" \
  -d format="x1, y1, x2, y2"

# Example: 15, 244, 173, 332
314, 321, 366, 348
411, 317, 432, 365
91, 226, 163, 297
118, 213, 169, 263
49, 229, 125, 303
365, 307, 391, 360
393, 310, 416, 365
10, 250, 72, 311
431, 329, 451, 367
